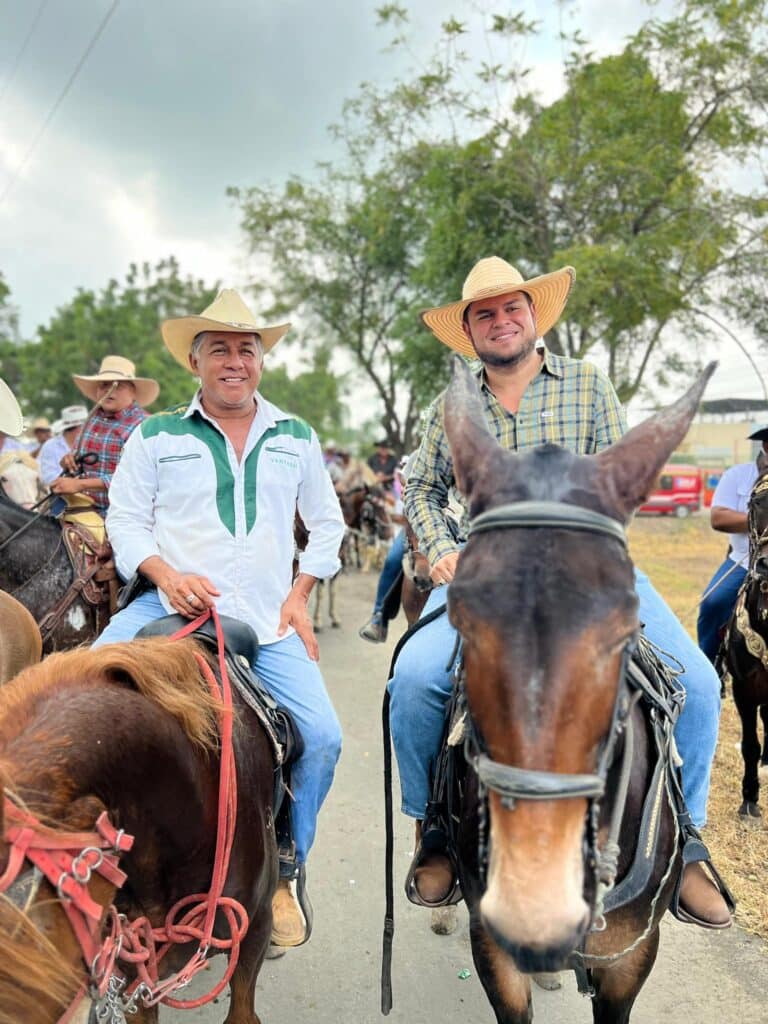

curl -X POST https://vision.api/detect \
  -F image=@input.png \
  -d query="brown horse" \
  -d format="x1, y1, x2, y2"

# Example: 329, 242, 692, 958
719, 467, 768, 818
0, 590, 42, 683
338, 484, 393, 571
390, 359, 714, 1024
0, 633, 276, 1023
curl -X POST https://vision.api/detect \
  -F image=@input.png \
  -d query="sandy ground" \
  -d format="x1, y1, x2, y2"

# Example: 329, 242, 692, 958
164, 570, 766, 1023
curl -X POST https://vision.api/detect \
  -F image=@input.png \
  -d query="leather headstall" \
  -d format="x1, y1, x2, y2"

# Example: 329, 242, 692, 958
464, 500, 637, 926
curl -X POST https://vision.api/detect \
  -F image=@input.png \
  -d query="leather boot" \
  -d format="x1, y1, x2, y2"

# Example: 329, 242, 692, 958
677, 861, 733, 929
271, 878, 307, 946
359, 612, 387, 643
412, 821, 455, 905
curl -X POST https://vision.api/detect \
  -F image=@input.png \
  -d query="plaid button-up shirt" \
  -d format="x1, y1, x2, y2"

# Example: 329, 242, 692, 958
404, 350, 627, 565
77, 401, 146, 514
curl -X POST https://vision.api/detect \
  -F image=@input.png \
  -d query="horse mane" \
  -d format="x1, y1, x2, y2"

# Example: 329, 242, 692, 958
0, 897, 81, 1024
0, 638, 223, 753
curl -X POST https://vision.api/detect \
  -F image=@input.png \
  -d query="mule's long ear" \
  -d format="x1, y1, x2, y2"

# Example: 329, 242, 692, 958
444, 357, 507, 502
595, 362, 717, 521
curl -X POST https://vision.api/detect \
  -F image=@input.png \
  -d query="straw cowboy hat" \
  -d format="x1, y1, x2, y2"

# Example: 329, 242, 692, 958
0, 377, 23, 436
421, 256, 576, 358
161, 288, 291, 371
73, 356, 159, 407
31, 416, 51, 431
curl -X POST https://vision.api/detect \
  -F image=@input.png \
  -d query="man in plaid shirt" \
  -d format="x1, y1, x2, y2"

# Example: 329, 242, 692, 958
50, 355, 158, 516
389, 256, 731, 930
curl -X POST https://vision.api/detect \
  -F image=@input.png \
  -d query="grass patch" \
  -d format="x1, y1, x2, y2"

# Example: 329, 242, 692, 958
629, 514, 767, 939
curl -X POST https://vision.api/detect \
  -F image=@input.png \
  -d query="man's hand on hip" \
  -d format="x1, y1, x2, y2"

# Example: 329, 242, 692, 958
430, 551, 460, 586
278, 574, 319, 661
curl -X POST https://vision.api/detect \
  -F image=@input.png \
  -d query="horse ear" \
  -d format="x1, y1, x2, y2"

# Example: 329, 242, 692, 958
443, 357, 507, 502
594, 362, 717, 521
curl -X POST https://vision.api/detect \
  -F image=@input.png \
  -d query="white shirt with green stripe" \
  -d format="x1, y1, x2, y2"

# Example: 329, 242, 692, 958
106, 391, 345, 645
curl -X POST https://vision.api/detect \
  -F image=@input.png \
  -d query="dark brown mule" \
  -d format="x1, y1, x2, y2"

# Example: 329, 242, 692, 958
0, 590, 42, 683
0, 636, 276, 1023
392, 359, 714, 1024
719, 468, 768, 818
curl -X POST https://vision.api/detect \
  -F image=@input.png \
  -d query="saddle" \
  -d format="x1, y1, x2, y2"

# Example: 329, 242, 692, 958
135, 613, 305, 879
37, 505, 116, 642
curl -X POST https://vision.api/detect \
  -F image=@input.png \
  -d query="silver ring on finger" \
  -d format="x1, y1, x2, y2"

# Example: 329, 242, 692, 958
185, 593, 198, 605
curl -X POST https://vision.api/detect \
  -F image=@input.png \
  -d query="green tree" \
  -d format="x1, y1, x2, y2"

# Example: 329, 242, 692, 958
260, 347, 347, 440
8, 259, 220, 417
232, 0, 768, 429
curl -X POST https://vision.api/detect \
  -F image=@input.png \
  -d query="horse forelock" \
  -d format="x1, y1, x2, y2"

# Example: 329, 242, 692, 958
0, 639, 222, 755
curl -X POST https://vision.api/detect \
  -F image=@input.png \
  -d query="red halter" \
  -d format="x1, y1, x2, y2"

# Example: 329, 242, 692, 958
0, 605, 248, 1020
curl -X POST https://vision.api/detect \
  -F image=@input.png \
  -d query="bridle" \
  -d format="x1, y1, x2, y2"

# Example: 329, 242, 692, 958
463, 500, 639, 926
0, 795, 134, 1023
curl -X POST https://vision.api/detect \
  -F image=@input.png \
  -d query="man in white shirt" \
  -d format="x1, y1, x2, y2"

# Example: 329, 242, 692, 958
38, 405, 88, 486
94, 289, 346, 949
697, 425, 768, 662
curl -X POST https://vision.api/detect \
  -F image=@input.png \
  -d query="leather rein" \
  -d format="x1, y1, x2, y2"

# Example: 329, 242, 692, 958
465, 501, 638, 925
0, 606, 247, 1023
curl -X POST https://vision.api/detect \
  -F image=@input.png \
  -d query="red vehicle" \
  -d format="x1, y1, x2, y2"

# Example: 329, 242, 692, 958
638, 463, 703, 518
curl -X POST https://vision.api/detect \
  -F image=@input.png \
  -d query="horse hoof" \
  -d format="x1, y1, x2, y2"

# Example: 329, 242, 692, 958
314, 626, 323, 634
533, 972, 562, 991
738, 801, 762, 819
265, 943, 287, 959
331, 621, 341, 629
430, 906, 458, 935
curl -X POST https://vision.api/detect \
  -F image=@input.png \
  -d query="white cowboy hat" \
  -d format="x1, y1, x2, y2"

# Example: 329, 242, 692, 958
161, 288, 291, 371
421, 256, 576, 358
72, 355, 159, 407
60, 404, 88, 431
0, 377, 23, 436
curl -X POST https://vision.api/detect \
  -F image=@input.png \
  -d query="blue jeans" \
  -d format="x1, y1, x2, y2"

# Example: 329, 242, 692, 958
94, 590, 342, 863
388, 568, 720, 828
697, 558, 747, 663
373, 529, 406, 615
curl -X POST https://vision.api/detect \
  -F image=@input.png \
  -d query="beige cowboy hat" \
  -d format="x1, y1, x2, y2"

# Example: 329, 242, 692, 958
73, 355, 159, 407
421, 256, 576, 358
0, 377, 23, 436
161, 288, 291, 371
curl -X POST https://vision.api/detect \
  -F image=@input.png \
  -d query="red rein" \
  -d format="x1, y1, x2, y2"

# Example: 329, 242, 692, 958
0, 605, 248, 1016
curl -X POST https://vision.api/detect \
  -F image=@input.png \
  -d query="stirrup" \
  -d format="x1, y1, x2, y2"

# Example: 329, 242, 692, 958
404, 824, 462, 909
279, 850, 314, 945
668, 819, 735, 926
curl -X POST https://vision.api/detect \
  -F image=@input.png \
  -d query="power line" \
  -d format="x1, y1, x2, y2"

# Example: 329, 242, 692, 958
0, 0, 119, 209
0, 0, 52, 107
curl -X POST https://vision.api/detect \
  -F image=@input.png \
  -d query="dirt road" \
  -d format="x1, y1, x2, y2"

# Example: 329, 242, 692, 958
166, 571, 765, 1023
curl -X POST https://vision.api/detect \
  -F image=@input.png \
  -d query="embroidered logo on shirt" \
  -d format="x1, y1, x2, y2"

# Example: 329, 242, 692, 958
541, 411, 554, 418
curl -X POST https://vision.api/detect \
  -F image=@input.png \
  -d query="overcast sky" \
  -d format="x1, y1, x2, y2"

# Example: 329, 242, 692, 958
0, 0, 763, 408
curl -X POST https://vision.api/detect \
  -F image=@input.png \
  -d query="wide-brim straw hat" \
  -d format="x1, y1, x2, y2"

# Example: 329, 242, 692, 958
421, 256, 575, 358
73, 355, 159, 407
161, 288, 291, 371
0, 377, 23, 436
